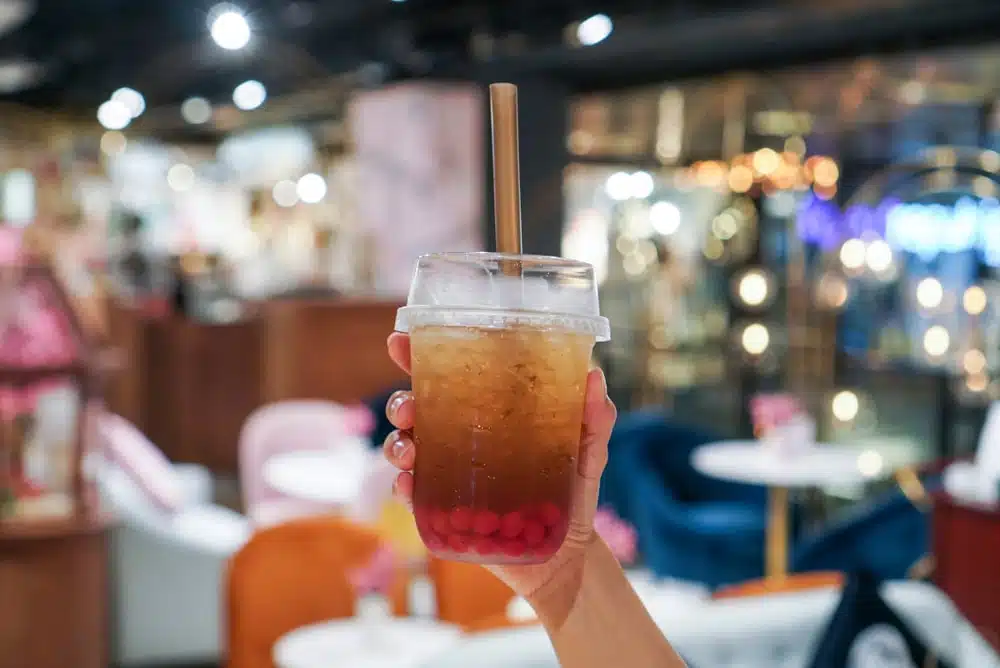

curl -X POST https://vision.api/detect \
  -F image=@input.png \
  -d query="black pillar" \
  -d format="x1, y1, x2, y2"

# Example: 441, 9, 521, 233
482, 77, 569, 257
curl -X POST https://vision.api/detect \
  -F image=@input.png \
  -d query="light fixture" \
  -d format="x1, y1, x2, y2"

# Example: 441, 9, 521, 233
167, 164, 196, 192
628, 171, 654, 199
100, 131, 127, 155
649, 201, 680, 236
605, 171, 631, 201
233, 80, 266, 110
210, 5, 251, 50
963, 285, 987, 315
296, 173, 327, 204
923, 326, 950, 357
741, 323, 770, 355
857, 450, 884, 478
839, 239, 865, 270
915, 277, 943, 309
181, 97, 213, 124
97, 100, 131, 130
964, 349, 987, 375
735, 269, 770, 308
865, 239, 893, 273
577, 14, 612, 46
272, 180, 299, 207
111, 87, 145, 118
831, 390, 859, 422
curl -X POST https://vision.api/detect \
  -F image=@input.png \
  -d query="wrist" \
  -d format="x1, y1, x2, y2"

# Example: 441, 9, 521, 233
526, 535, 603, 631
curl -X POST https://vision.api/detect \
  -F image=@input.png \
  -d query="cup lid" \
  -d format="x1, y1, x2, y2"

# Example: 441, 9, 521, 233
395, 252, 610, 341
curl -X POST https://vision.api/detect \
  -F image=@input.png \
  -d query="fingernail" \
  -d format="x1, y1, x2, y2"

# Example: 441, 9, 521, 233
387, 392, 407, 417
391, 435, 410, 460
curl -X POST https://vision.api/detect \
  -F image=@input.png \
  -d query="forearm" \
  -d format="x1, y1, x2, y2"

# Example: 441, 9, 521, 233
529, 538, 686, 668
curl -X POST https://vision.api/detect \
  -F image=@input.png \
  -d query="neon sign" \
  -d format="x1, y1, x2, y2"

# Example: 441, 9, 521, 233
797, 194, 1000, 266
885, 197, 1000, 265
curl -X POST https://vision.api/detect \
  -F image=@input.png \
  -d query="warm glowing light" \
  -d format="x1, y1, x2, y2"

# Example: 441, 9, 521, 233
100, 131, 127, 155
629, 171, 654, 199
813, 157, 839, 187
181, 97, 213, 124
97, 100, 131, 130
865, 239, 893, 272
272, 180, 299, 207
577, 14, 613, 46
964, 285, 987, 315
728, 165, 754, 193
752, 148, 780, 176
296, 173, 327, 203
967, 373, 989, 393
857, 450, 884, 478
695, 161, 726, 189
839, 239, 865, 270
112, 87, 145, 118
649, 201, 681, 235
605, 171, 631, 201
915, 277, 943, 309
233, 80, 266, 110
210, 6, 251, 50
981, 150, 1000, 173
832, 390, 859, 422
923, 326, 950, 357
741, 323, 770, 355
816, 274, 849, 310
737, 270, 769, 307
167, 163, 195, 192
964, 349, 987, 375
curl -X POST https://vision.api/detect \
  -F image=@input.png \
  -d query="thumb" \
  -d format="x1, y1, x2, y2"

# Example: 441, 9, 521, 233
577, 367, 616, 485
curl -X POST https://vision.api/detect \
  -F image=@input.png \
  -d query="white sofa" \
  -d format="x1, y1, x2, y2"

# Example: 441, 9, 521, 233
96, 459, 251, 666
423, 582, 1000, 668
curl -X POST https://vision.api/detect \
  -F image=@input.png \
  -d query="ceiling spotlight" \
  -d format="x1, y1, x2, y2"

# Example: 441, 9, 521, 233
233, 80, 266, 110
649, 201, 681, 236
296, 173, 327, 204
181, 97, 213, 124
272, 180, 299, 208
112, 87, 145, 118
577, 14, 612, 46
97, 100, 131, 130
167, 164, 196, 192
210, 6, 251, 50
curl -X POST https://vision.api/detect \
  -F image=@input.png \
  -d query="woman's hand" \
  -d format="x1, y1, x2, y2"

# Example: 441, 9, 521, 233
382, 332, 617, 617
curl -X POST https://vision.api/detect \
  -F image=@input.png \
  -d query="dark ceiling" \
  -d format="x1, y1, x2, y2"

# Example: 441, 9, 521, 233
0, 0, 999, 116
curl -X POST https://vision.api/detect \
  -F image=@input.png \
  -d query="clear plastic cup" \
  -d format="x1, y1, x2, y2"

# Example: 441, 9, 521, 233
395, 252, 610, 564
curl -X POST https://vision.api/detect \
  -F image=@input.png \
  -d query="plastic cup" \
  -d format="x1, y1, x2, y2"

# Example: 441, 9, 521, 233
395, 252, 610, 564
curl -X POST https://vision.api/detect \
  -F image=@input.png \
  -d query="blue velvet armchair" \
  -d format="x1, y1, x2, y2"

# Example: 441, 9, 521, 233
601, 409, 769, 588
791, 478, 939, 581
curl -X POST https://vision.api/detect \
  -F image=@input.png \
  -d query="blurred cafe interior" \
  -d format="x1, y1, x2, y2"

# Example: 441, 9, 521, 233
4, 0, 1000, 667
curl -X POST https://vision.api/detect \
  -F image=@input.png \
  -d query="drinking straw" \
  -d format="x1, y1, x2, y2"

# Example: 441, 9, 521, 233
489, 83, 523, 256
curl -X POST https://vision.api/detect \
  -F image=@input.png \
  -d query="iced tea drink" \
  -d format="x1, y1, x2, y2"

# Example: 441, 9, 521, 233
410, 324, 593, 563
396, 252, 610, 564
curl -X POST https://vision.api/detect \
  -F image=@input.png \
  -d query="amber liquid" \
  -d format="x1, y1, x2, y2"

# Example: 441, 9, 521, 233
410, 324, 593, 564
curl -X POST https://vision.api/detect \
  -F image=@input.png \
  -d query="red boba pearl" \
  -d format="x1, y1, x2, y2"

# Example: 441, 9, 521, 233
523, 520, 546, 548
499, 511, 524, 539
473, 536, 498, 555
502, 539, 527, 558
447, 533, 470, 553
472, 510, 501, 536
537, 502, 563, 527
430, 510, 450, 535
449, 507, 474, 533
424, 532, 445, 550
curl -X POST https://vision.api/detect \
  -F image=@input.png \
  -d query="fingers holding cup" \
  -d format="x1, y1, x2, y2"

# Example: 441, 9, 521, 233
383, 429, 416, 471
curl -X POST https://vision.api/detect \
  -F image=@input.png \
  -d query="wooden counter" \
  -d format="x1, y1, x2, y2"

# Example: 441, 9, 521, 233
106, 298, 408, 474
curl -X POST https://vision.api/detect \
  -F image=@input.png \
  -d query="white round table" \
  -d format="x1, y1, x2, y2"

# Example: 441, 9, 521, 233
692, 440, 882, 581
263, 440, 373, 506
274, 618, 462, 668
505, 569, 708, 623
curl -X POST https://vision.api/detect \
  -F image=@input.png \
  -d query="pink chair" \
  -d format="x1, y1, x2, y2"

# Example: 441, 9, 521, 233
239, 400, 375, 527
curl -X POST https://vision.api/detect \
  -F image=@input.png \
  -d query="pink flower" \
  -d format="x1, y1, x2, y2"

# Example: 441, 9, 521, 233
750, 393, 804, 434
347, 544, 398, 598
594, 507, 638, 565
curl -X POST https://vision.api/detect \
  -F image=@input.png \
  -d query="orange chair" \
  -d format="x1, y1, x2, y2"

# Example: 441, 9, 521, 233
712, 571, 845, 600
427, 557, 515, 629
225, 516, 410, 668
